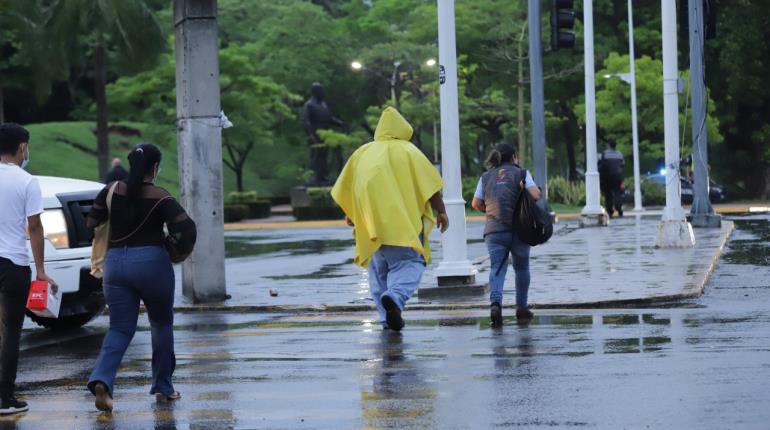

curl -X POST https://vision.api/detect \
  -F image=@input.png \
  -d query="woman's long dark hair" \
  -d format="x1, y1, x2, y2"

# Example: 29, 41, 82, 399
126, 143, 162, 205
485, 143, 517, 169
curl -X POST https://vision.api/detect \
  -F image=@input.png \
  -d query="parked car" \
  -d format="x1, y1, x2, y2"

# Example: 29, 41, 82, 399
642, 173, 727, 204
27, 176, 105, 330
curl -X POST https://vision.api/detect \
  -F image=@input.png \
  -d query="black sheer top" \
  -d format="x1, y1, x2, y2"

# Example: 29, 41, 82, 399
87, 181, 197, 254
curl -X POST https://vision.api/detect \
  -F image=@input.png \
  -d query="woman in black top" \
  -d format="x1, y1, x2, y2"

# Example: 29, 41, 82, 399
86, 144, 196, 412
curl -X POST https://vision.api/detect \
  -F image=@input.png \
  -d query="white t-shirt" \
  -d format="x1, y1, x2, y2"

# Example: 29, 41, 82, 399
0, 163, 43, 266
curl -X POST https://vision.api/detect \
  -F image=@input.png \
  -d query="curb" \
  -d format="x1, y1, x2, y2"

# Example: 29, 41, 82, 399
225, 206, 761, 231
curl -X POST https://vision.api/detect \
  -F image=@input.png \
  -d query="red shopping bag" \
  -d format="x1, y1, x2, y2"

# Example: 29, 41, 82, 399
26, 281, 61, 318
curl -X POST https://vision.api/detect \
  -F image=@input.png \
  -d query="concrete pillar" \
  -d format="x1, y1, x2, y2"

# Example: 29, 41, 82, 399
432, 0, 477, 285
688, 0, 721, 228
655, 0, 695, 248
174, 0, 228, 302
580, 0, 609, 227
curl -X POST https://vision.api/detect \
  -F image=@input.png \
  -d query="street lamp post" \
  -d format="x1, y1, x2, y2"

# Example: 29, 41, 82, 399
655, 0, 695, 248
433, 0, 476, 284
580, 0, 609, 227
353, 60, 437, 112
604, 70, 643, 213
627, 0, 644, 213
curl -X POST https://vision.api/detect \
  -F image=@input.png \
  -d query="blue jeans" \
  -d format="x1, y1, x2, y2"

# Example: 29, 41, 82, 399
368, 245, 426, 327
88, 246, 176, 397
485, 231, 531, 307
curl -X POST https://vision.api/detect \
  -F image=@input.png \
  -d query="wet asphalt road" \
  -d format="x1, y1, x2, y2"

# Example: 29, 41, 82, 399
4, 213, 770, 429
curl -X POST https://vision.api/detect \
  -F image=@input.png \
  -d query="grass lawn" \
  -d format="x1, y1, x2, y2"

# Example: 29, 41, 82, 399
25, 121, 272, 199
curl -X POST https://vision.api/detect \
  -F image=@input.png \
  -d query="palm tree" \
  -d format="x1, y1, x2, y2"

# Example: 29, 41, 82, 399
0, 0, 61, 123
47, 0, 165, 180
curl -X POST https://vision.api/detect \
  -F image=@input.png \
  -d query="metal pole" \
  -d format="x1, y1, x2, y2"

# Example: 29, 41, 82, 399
655, 0, 695, 247
628, 0, 643, 212
391, 61, 401, 109
528, 0, 547, 198
433, 0, 475, 282
174, 0, 228, 301
688, 0, 721, 227
580, 0, 608, 226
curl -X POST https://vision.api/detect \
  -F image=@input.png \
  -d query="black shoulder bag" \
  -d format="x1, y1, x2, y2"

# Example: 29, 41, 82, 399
513, 169, 554, 246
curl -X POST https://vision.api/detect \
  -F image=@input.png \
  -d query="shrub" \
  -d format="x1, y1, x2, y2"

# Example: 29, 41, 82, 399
227, 191, 271, 218
293, 187, 344, 220
462, 177, 479, 207
548, 176, 585, 206
224, 204, 249, 223
306, 187, 337, 208
228, 191, 258, 204
641, 180, 666, 206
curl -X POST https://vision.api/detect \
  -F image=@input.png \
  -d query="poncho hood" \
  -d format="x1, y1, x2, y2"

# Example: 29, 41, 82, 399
374, 107, 414, 141
331, 108, 443, 267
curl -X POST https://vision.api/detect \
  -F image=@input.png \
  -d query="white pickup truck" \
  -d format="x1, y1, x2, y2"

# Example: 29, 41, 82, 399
28, 176, 106, 330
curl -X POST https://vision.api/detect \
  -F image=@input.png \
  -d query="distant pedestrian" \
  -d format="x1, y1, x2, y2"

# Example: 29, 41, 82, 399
598, 140, 625, 217
105, 158, 128, 183
86, 143, 197, 411
471, 143, 540, 327
0, 123, 58, 414
332, 107, 448, 332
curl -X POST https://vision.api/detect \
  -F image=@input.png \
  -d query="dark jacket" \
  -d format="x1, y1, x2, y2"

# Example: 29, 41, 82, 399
481, 163, 524, 237
598, 148, 625, 178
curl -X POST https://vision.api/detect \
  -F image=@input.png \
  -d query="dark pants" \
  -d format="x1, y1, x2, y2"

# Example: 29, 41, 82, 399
88, 246, 176, 397
309, 145, 330, 185
0, 257, 31, 400
601, 174, 624, 216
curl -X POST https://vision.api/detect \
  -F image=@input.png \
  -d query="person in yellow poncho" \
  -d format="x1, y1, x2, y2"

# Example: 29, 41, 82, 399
331, 107, 448, 331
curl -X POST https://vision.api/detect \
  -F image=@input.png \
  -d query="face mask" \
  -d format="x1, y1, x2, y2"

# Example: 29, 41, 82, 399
153, 167, 161, 182
20, 145, 29, 170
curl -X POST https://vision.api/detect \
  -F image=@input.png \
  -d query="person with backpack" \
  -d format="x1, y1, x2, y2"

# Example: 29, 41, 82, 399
86, 144, 196, 411
598, 139, 625, 217
471, 144, 541, 327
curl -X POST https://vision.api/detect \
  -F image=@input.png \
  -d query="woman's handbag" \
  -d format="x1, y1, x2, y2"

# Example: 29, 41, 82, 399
164, 234, 190, 264
90, 183, 118, 279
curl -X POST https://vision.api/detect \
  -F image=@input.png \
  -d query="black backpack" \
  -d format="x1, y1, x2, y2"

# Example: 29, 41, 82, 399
513, 170, 554, 246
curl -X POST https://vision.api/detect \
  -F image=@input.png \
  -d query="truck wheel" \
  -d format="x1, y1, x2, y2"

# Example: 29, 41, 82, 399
26, 290, 106, 330
26, 310, 104, 330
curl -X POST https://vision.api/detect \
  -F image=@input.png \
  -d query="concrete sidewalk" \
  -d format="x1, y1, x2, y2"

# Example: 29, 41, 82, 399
175, 216, 734, 312
225, 203, 767, 230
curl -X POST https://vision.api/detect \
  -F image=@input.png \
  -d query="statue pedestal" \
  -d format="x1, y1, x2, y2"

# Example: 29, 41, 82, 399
290, 186, 310, 209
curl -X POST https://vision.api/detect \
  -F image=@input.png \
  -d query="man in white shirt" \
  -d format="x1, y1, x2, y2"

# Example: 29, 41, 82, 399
0, 123, 57, 415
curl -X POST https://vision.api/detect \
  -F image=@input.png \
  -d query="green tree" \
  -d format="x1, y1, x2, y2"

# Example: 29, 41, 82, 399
586, 53, 722, 174
219, 45, 300, 192
0, 0, 62, 122
47, 0, 165, 180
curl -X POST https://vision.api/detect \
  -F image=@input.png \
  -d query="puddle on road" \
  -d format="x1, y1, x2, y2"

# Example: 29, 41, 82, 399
225, 237, 354, 258
722, 216, 770, 266
267, 259, 354, 280
604, 337, 671, 354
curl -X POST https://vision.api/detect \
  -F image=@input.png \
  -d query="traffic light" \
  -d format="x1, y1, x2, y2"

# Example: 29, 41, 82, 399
550, 0, 576, 50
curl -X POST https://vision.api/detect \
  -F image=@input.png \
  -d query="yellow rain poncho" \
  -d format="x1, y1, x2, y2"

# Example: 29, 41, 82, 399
331, 107, 444, 267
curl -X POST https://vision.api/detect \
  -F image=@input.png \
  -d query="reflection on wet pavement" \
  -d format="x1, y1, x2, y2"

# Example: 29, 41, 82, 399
4, 213, 769, 428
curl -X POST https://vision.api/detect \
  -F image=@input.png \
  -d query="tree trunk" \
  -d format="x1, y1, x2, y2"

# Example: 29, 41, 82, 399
0, 86, 4, 123
562, 102, 579, 181
95, 43, 109, 181
236, 165, 244, 192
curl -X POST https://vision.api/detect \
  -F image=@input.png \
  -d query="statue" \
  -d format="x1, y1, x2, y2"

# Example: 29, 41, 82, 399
301, 82, 345, 186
